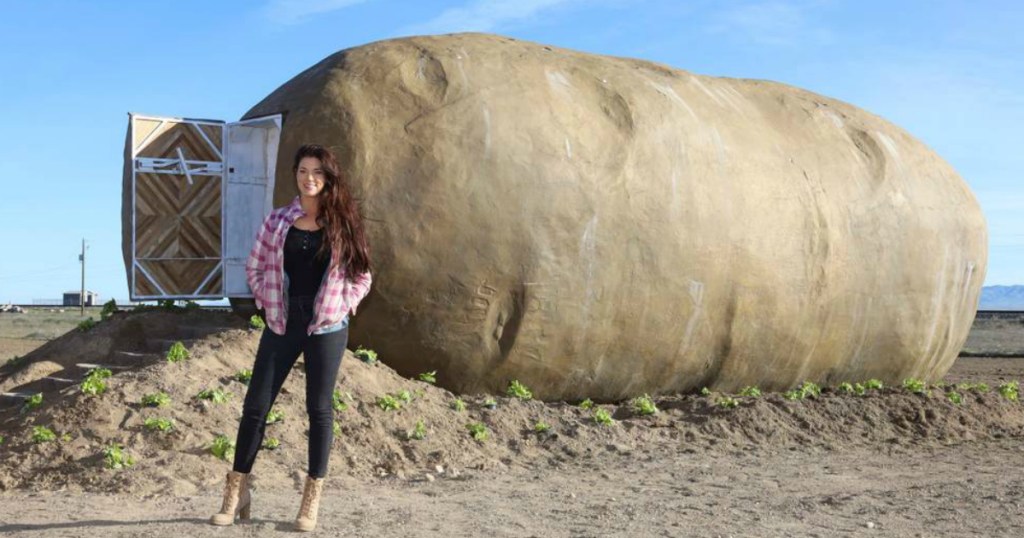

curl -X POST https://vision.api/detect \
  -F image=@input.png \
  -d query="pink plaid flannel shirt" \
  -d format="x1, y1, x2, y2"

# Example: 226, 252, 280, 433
245, 196, 373, 336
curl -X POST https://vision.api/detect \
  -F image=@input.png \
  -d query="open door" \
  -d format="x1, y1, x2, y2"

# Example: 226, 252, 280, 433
125, 114, 226, 300
122, 113, 281, 301
224, 115, 281, 297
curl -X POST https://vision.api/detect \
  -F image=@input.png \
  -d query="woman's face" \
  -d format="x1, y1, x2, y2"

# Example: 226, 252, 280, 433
295, 156, 326, 198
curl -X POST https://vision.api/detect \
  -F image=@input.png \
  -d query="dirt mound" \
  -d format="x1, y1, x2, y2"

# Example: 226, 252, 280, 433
1, 309, 1022, 496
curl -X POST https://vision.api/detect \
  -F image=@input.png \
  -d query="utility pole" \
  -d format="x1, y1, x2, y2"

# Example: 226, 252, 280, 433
79, 239, 87, 316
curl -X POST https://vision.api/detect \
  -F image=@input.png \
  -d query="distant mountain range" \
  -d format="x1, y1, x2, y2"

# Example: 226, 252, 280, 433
980, 285, 1024, 310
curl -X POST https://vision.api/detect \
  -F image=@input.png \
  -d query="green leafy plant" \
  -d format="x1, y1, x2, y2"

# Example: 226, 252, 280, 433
396, 389, 414, 403
376, 394, 401, 411
81, 367, 112, 396
466, 422, 489, 441
837, 382, 855, 394
21, 392, 43, 413
632, 394, 658, 415
947, 391, 963, 405
406, 419, 427, 440
534, 420, 552, 433
209, 435, 236, 461
332, 389, 350, 412
593, 408, 614, 425
332, 421, 342, 436
902, 378, 928, 395
956, 382, 990, 393
102, 443, 136, 469
233, 369, 253, 384
417, 370, 437, 384
249, 314, 265, 330
853, 383, 867, 396
77, 317, 97, 332
739, 386, 762, 398
0, 434, 5, 445
865, 379, 884, 390
262, 437, 280, 450
354, 346, 378, 364
265, 407, 285, 424
450, 398, 466, 412
717, 396, 740, 408
166, 341, 189, 363
783, 381, 822, 401
506, 380, 533, 400
196, 388, 231, 404
578, 398, 594, 409
699, 387, 711, 396
100, 299, 118, 320
143, 417, 175, 432
998, 381, 1019, 402
482, 397, 498, 409
141, 391, 171, 408
158, 299, 177, 310
32, 425, 56, 443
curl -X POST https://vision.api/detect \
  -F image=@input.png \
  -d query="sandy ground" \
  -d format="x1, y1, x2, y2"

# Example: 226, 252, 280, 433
0, 357, 1022, 537
0, 435, 1021, 537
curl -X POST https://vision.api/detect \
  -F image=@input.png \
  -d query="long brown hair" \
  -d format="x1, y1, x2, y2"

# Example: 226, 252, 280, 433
293, 144, 371, 277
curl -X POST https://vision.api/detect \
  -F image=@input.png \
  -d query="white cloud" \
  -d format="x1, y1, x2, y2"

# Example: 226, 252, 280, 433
707, 1, 832, 47
401, 0, 579, 35
262, 0, 372, 25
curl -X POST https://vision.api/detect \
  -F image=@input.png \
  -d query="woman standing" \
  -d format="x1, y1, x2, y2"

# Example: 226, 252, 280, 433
210, 144, 373, 531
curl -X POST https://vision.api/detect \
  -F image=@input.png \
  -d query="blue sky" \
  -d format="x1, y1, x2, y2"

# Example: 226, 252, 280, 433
0, 0, 1021, 304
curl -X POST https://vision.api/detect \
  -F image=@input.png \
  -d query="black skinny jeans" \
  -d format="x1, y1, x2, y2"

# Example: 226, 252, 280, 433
232, 296, 348, 478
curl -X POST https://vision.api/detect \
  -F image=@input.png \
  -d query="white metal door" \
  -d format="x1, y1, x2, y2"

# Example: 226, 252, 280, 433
223, 115, 282, 297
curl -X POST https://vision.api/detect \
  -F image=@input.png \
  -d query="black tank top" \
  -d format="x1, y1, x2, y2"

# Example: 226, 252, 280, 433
283, 225, 331, 298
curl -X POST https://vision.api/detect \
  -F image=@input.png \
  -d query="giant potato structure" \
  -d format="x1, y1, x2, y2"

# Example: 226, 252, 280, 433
243, 33, 987, 400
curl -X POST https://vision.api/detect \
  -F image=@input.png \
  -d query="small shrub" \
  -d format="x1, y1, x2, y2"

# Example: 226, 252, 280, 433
265, 408, 285, 424
262, 437, 280, 450
196, 388, 230, 404
632, 394, 658, 415
902, 378, 928, 395
717, 396, 740, 408
100, 299, 117, 320
998, 381, 1019, 402
534, 420, 552, 433
738, 386, 762, 398
249, 315, 265, 330
233, 369, 253, 384
466, 422, 489, 441
81, 368, 112, 396
143, 417, 175, 432
209, 434, 236, 461
417, 370, 437, 384
506, 380, 533, 400
593, 408, 614, 425
947, 391, 963, 405
578, 398, 594, 409
22, 392, 43, 413
376, 394, 401, 411
450, 398, 466, 412
141, 391, 171, 408
332, 389, 350, 412
32, 425, 56, 443
166, 341, 189, 363
406, 419, 427, 440
158, 299, 177, 310
354, 346, 378, 364
77, 317, 97, 332
102, 443, 136, 469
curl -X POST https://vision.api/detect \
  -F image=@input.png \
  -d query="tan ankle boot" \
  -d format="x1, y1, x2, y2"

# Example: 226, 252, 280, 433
294, 474, 325, 532
210, 470, 252, 525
